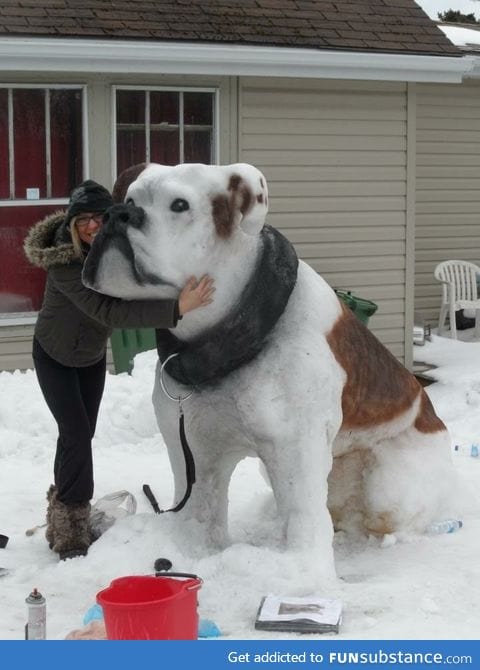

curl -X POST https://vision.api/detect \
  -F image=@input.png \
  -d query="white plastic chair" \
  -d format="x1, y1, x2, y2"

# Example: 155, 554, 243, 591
434, 260, 480, 340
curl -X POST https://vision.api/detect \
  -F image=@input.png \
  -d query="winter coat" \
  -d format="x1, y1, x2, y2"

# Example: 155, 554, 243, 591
24, 211, 180, 367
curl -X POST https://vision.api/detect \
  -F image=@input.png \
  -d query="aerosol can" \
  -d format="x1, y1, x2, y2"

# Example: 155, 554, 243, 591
25, 588, 46, 640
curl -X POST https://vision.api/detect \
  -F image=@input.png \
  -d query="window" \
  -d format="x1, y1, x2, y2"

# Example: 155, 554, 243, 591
0, 86, 85, 315
0, 87, 83, 201
115, 88, 216, 176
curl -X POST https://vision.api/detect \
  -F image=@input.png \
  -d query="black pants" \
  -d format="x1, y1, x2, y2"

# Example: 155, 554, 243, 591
33, 338, 106, 505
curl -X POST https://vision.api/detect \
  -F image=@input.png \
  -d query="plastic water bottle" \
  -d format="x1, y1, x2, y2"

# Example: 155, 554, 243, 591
426, 519, 463, 535
25, 588, 46, 640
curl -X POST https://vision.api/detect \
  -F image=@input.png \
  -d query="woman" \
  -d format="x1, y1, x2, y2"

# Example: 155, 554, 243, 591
24, 180, 214, 560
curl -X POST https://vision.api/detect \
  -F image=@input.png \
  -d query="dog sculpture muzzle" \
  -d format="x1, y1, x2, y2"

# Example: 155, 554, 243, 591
84, 203, 172, 289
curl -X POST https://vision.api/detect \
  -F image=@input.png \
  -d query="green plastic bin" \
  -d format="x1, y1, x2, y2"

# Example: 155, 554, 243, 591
110, 328, 156, 374
334, 289, 378, 325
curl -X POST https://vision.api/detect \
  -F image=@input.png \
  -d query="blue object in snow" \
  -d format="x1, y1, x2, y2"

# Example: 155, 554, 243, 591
471, 445, 479, 458
83, 603, 104, 625
199, 618, 221, 638
426, 519, 463, 535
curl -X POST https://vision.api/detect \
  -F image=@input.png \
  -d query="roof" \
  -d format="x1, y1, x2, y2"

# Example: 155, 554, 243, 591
0, 0, 461, 57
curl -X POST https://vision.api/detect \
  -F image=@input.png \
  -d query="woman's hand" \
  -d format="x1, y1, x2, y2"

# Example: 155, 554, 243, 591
178, 275, 215, 315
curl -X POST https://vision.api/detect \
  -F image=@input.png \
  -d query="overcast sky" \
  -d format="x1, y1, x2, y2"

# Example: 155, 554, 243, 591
415, 0, 480, 19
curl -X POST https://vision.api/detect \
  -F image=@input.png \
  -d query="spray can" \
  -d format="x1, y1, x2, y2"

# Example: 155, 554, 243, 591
25, 588, 46, 640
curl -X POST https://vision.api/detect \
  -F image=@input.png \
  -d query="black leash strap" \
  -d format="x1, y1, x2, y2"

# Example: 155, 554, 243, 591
173, 403, 196, 512
143, 402, 196, 514
142, 484, 160, 514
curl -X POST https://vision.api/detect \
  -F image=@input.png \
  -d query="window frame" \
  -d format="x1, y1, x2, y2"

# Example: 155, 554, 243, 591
0, 83, 88, 208
111, 85, 220, 184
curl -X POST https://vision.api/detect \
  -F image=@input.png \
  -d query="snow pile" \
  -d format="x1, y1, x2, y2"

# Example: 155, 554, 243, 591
0, 338, 479, 640
439, 24, 480, 49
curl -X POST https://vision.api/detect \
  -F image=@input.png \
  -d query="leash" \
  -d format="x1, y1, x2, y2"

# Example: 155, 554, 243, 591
143, 353, 196, 514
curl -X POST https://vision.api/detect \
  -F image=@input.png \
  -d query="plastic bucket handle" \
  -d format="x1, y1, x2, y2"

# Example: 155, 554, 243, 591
154, 572, 203, 591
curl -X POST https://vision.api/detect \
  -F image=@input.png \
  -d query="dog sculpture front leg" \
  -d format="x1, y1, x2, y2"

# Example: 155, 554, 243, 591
258, 431, 336, 580
153, 370, 248, 550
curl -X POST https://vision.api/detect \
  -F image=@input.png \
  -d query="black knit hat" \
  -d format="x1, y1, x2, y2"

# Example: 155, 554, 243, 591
57, 180, 113, 243
65, 180, 113, 226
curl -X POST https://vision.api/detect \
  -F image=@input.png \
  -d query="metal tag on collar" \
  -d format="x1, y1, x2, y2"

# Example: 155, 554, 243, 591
159, 352, 194, 404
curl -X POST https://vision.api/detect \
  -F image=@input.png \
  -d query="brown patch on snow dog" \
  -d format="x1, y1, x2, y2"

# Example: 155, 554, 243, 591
328, 304, 446, 435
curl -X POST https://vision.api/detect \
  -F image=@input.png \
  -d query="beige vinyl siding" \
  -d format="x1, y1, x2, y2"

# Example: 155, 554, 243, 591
239, 78, 408, 360
0, 323, 114, 372
0, 324, 36, 372
415, 80, 480, 326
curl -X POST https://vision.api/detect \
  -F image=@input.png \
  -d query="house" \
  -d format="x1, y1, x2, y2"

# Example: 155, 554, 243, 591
0, 0, 473, 372
414, 22, 480, 326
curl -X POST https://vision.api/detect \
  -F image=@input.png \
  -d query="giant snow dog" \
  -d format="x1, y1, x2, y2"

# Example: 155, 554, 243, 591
83, 162, 455, 579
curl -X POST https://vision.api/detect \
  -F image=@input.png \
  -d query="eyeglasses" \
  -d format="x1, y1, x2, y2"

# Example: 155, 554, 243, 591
75, 213, 104, 228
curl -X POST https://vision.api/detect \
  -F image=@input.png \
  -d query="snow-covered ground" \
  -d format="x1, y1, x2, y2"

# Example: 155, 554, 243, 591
0, 333, 479, 640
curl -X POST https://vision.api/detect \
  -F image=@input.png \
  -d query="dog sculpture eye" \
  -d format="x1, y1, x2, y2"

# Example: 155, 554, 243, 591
126, 198, 135, 206
170, 198, 190, 213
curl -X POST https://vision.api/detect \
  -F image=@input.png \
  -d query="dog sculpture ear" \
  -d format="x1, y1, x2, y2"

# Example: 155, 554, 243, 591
212, 164, 268, 238
230, 163, 269, 236
112, 163, 148, 204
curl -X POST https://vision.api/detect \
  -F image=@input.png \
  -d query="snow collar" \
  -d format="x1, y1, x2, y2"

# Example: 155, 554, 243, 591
156, 225, 299, 387
23, 211, 79, 270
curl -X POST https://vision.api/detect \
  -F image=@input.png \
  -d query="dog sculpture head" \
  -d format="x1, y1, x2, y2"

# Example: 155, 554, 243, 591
83, 162, 269, 299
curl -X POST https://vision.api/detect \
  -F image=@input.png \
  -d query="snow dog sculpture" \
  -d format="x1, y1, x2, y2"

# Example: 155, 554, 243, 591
83, 162, 455, 579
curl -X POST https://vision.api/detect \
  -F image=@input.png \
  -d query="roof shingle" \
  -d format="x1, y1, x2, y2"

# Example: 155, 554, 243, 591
0, 0, 461, 57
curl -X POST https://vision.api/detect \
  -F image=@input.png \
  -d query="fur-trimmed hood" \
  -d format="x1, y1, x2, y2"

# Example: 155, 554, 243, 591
24, 211, 78, 270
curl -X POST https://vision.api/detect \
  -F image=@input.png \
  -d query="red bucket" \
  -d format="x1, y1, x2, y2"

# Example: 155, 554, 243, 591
96, 573, 202, 640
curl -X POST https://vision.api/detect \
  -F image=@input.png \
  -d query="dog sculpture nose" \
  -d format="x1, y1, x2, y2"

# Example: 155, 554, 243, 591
102, 203, 145, 235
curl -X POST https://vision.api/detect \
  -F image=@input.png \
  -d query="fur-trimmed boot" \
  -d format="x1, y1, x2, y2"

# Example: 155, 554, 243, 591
45, 485, 57, 549
51, 499, 92, 561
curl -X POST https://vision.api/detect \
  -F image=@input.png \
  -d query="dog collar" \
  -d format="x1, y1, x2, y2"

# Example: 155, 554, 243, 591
156, 225, 299, 387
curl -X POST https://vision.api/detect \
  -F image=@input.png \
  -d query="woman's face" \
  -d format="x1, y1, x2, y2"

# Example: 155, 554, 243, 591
74, 212, 104, 245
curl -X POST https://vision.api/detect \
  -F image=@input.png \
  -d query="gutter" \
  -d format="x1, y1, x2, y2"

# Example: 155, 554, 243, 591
436, 22, 480, 75
467, 56, 480, 76
0, 37, 474, 83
